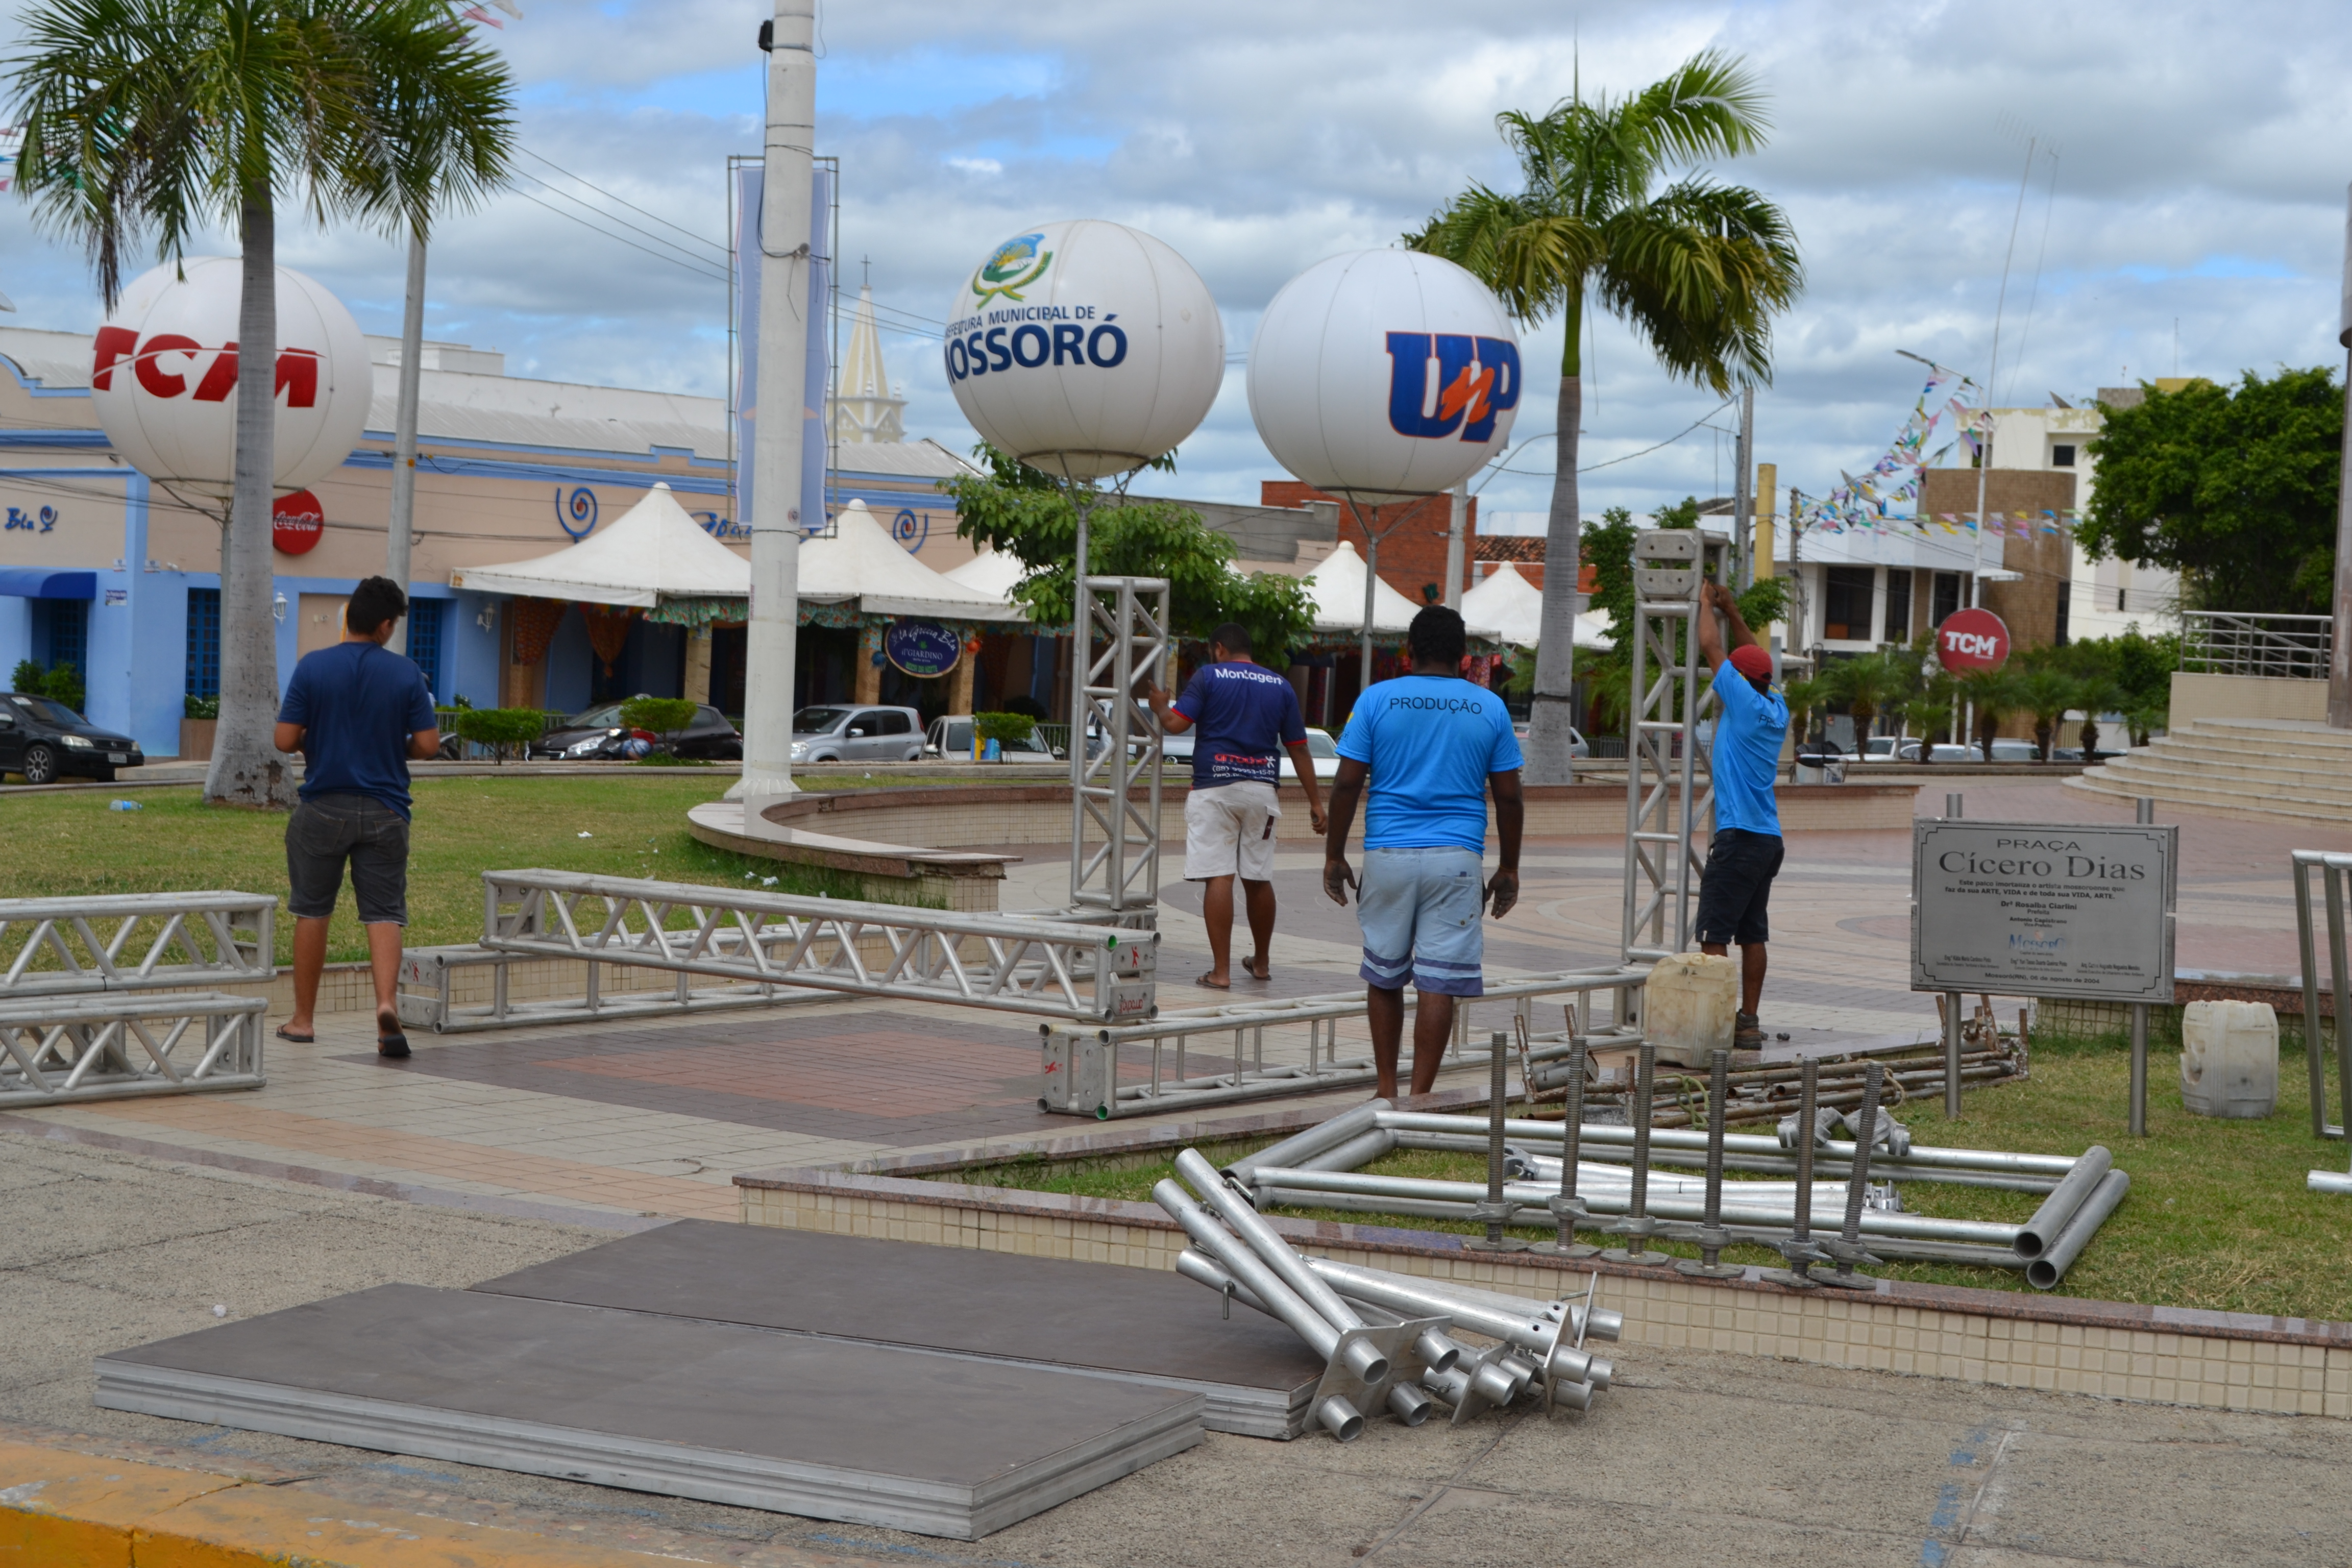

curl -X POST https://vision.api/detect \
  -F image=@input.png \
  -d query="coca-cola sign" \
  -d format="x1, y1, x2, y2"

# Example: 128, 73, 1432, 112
271, 490, 325, 555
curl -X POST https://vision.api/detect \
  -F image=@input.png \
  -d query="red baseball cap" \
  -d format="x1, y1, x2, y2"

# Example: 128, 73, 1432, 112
1729, 646, 1774, 682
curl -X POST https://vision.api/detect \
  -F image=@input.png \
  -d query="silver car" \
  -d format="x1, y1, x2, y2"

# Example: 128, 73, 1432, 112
788, 704, 924, 764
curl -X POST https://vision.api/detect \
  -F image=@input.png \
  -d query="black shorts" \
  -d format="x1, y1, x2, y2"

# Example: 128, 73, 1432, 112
1694, 828, 1783, 947
286, 793, 411, 925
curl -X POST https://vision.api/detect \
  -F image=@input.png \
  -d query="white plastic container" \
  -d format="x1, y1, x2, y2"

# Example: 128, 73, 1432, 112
2178, 1000, 2278, 1119
1645, 952, 1739, 1066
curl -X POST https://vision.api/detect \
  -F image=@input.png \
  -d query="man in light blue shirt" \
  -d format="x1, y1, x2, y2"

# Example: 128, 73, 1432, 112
1694, 580, 1790, 1048
1323, 606, 1524, 1099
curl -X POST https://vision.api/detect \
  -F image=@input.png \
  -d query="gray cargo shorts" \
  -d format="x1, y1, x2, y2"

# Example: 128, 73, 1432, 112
286, 792, 411, 925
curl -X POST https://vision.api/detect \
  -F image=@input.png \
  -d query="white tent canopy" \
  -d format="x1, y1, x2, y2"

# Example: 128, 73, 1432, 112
1303, 541, 1501, 642
942, 545, 1026, 600
799, 499, 1028, 623
1460, 560, 1612, 649
451, 482, 746, 608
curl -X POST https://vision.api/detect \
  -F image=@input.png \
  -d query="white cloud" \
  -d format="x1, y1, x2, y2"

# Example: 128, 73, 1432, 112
0, 0, 2343, 521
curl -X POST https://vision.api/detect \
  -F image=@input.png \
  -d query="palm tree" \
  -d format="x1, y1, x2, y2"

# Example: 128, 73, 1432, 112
1409, 51, 1802, 783
2014, 669, 2076, 762
2072, 676, 2124, 757
1959, 668, 2022, 763
10, 0, 512, 807
1819, 649, 1913, 756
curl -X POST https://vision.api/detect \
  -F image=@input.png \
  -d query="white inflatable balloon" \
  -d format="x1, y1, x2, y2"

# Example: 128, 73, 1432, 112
90, 258, 372, 501
944, 219, 1223, 480
1248, 250, 1522, 502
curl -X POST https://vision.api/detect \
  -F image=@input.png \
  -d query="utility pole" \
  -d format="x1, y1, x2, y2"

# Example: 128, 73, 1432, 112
1443, 482, 1467, 610
1732, 386, 1754, 589
734, 0, 816, 805
385, 233, 425, 656
2331, 180, 2352, 728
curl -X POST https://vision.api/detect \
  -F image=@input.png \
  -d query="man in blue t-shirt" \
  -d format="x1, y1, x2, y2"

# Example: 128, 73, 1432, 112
1323, 606, 1524, 1099
273, 576, 440, 1060
1148, 622, 1327, 988
1694, 579, 1790, 1048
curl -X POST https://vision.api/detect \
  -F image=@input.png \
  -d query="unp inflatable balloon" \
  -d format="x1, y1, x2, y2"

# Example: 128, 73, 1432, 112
1248, 250, 1522, 502
945, 220, 1223, 480
91, 258, 371, 501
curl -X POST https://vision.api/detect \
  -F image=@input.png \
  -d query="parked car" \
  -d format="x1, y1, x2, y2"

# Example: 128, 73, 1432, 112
1894, 738, 2044, 763
527, 702, 742, 761
1510, 723, 1592, 758
789, 704, 924, 764
924, 715, 1062, 761
1159, 727, 1346, 779
0, 692, 144, 784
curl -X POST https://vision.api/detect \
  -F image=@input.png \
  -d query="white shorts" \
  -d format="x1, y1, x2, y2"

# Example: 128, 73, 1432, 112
1184, 781, 1282, 882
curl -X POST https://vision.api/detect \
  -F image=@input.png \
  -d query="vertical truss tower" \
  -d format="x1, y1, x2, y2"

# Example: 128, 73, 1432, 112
1622, 530, 1730, 964
1069, 576, 1171, 930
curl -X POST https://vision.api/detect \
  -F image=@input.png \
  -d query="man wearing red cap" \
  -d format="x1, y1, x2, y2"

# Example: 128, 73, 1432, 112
1694, 580, 1789, 1049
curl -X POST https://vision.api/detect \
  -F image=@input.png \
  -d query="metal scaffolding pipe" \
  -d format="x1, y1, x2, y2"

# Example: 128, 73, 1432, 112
1256, 1166, 2021, 1247
1301, 1258, 1609, 1389
1376, 1111, 2079, 1178
1295, 1128, 1398, 1172
1224, 1100, 1391, 1184
2016, 1145, 2115, 1259
2308, 1169, 2352, 1194
1152, 1179, 1367, 1378
2024, 1170, 2130, 1290
1396, 1278, 1623, 1344
1396, 1131, 2062, 1193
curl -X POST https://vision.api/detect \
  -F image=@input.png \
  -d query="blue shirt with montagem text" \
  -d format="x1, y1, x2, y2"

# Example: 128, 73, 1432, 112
1709, 660, 1787, 837
1173, 659, 1308, 789
277, 641, 437, 819
1335, 676, 1523, 851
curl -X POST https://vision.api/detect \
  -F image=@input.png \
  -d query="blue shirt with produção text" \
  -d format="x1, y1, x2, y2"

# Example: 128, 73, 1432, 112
1709, 659, 1788, 837
1335, 676, 1523, 851
1173, 659, 1308, 789
277, 641, 437, 819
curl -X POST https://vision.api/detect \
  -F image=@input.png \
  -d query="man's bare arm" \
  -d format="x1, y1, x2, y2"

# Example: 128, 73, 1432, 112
1284, 739, 1328, 835
408, 727, 440, 760
1698, 580, 1759, 676
274, 722, 304, 754
1486, 768, 1523, 919
1322, 757, 1368, 905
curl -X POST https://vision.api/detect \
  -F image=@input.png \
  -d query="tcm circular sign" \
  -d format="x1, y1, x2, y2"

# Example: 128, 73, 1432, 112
1248, 250, 1522, 503
271, 489, 324, 555
91, 258, 372, 503
1937, 607, 2011, 672
885, 620, 962, 678
943, 219, 1223, 481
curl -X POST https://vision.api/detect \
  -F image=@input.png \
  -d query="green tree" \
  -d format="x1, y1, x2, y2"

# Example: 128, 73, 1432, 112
2012, 665, 2077, 762
10, 0, 514, 808
1959, 668, 2022, 762
1408, 50, 1802, 783
1819, 648, 1914, 748
2077, 369, 2342, 614
942, 444, 1315, 664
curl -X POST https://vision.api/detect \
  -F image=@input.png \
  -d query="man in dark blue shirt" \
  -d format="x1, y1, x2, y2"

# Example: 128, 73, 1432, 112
274, 576, 440, 1058
1148, 622, 1327, 989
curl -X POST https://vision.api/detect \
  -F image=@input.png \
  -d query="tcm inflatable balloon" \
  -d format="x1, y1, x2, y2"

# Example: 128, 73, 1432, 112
90, 258, 372, 501
1248, 250, 1522, 502
944, 220, 1223, 480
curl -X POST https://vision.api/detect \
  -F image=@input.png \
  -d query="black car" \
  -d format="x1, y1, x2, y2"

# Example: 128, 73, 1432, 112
526, 701, 743, 762
0, 692, 145, 784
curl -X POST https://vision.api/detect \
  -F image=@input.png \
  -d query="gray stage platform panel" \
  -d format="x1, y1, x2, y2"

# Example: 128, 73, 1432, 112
471, 1219, 1325, 1439
94, 1284, 1200, 1540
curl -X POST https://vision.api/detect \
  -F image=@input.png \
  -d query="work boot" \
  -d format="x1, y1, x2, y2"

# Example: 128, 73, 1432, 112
1734, 1011, 1765, 1050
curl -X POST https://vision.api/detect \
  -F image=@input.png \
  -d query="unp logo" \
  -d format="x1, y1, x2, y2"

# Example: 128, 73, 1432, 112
972, 233, 1054, 304
1385, 333, 1521, 444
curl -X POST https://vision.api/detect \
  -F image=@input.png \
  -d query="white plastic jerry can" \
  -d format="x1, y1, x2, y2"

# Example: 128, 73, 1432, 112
2178, 1000, 2278, 1119
1645, 952, 1740, 1066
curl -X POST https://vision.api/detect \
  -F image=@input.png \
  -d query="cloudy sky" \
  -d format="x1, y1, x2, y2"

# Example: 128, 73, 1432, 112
4, 0, 2347, 530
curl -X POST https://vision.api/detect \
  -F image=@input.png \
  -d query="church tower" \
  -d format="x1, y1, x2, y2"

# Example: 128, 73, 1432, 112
831, 282, 907, 445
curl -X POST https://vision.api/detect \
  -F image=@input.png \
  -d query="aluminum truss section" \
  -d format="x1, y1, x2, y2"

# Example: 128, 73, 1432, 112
0, 991, 266, 1107
1622, 530, 1728, 965
1040, 966, 1649, 1117
2294, 849, 2352, 1140
0, 891, 274, 999
480, 869, 1156, 1023
396, 944, 832, 1034
1069, 576, 1169, 928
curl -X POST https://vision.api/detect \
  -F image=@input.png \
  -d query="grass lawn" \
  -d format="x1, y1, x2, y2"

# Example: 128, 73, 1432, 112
954, 1025, 2352, 1320
0, 776, 889, 965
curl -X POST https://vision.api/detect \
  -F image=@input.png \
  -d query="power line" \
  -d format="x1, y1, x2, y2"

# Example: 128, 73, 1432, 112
517, 146, 728, 258
509, 189, 728, 284
512, 172, 730, 276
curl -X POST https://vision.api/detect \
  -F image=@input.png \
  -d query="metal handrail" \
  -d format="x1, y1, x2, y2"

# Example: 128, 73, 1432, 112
2293, 849, 2352, 1140
2180, 612, 2333, 679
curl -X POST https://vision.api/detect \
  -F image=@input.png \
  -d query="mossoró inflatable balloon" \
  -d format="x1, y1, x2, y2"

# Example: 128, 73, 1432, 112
1248, 250, 1522, 502
90, 258, 372, 501
945, 219, 1223, 480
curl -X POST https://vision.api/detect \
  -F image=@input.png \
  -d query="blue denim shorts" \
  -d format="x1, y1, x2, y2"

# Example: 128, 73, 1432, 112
1355, 846, 1486, 997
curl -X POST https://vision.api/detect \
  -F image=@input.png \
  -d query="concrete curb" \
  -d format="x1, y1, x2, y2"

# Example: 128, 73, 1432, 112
0, 1437, 770, 1566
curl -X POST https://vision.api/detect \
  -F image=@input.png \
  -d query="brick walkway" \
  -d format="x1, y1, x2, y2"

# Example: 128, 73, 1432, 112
7, 779, 2343, 1226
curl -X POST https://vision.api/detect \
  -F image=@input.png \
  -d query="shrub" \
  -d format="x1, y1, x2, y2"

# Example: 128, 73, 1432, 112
973, 710, 1037, 748
619, 696, 699, 738
184, 694, 220, 720
11, 659, 43, 695
452, 707, 546, 762
40, 662, 83, 715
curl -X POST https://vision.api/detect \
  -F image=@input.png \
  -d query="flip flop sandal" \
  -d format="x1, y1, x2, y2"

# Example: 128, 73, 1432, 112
274, 1025, 315, 1044
1196, 972, 1232, 990
1243, 959, 1272, 982
376, 1011, 410, 1060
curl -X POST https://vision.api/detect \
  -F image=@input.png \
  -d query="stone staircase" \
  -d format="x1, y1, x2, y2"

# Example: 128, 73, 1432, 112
2066, 717, 2352, 825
